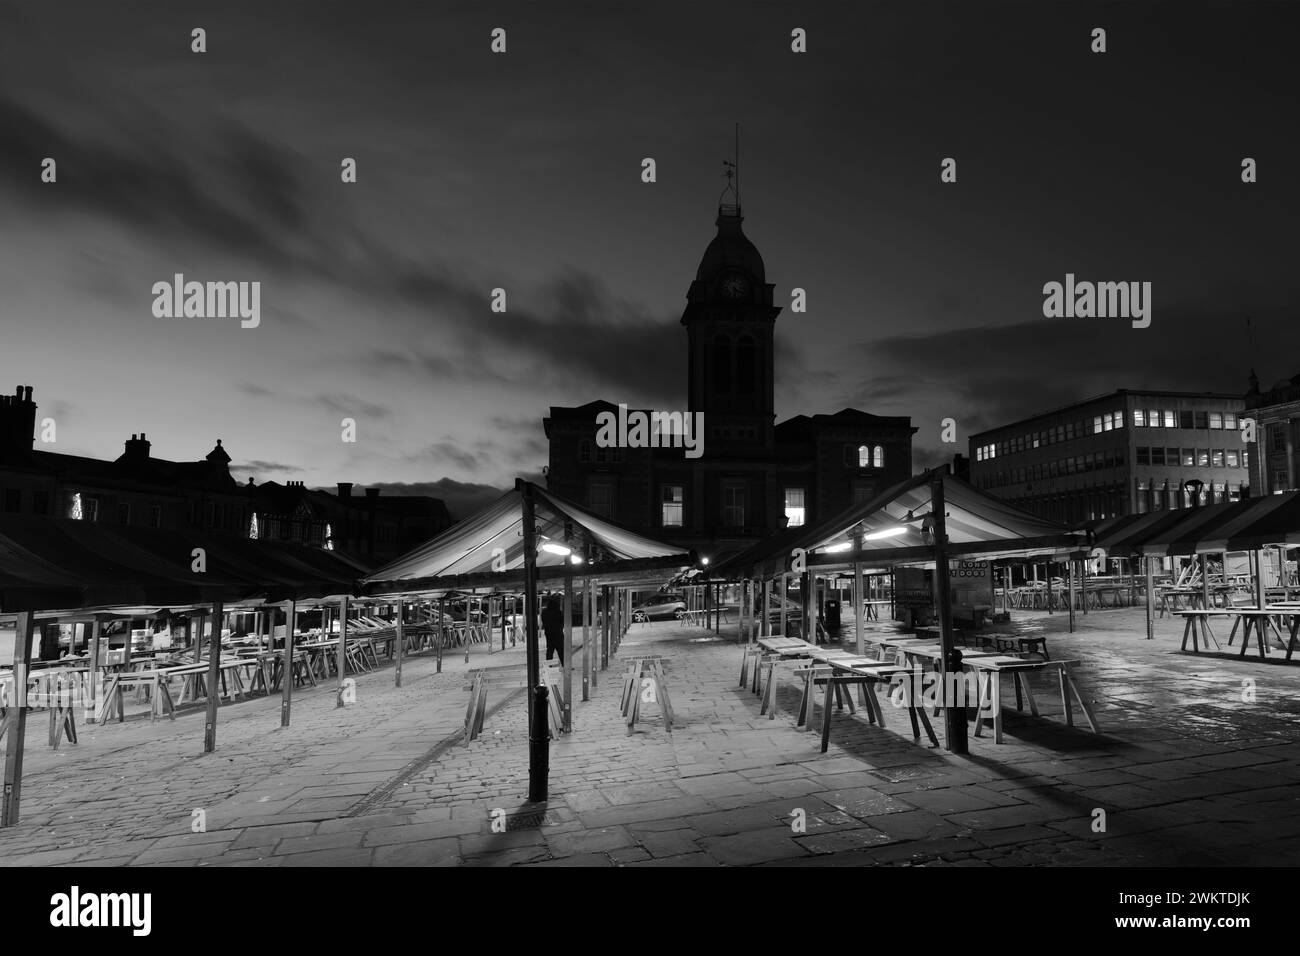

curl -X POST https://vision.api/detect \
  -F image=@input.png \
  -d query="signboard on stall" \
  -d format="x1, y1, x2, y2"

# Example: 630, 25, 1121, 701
949, 560, 993, 608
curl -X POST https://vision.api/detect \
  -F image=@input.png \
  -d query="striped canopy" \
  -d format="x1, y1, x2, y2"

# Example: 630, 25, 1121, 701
362, 480, 690, 594
0, 514, 371, 614
1091, 491, 1300, 557
714, 471, 1083, 579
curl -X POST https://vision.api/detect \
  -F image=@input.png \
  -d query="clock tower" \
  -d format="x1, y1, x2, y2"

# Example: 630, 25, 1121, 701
681, 183, 780, 454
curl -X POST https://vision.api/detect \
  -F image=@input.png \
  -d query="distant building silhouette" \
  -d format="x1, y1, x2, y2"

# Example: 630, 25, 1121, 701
1244, 369, 1300, 495
544, 194, 914, 560
0, 384, 451, 566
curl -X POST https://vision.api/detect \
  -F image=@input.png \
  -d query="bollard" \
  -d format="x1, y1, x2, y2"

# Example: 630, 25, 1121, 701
528, 684, 550, 802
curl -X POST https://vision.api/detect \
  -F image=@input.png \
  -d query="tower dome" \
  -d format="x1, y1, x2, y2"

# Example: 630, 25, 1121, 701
695, 209, 765, 284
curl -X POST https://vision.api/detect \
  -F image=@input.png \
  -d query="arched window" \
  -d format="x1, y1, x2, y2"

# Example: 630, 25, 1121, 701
736, 336, 756, 394
873, 445, 884, 468
713, 335, 732, 393
857, 444, 870, 467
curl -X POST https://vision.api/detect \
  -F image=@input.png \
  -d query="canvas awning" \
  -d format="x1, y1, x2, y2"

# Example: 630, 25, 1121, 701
1091, 491, 1300, 557
713, 471, 1085, 579
361, 480, 692, 596
0, 514, 371, 615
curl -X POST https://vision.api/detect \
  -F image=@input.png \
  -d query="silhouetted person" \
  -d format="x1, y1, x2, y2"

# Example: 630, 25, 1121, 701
541, 594, 564, 665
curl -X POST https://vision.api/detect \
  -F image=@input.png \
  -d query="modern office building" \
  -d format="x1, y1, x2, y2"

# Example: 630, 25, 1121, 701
1244, 370, 1300, 495
544, 189, 915, 560
969, 389, 1250, 523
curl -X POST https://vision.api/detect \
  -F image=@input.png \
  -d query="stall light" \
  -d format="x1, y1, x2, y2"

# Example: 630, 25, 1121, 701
863, 526, 908, 541
569, 554, 585, 565
701, 557, 710, 565
540, 541, 572, 556
823, 541, 853, 553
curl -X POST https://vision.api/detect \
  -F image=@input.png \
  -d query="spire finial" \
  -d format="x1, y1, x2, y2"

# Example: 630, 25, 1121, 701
718, 123, 741, 215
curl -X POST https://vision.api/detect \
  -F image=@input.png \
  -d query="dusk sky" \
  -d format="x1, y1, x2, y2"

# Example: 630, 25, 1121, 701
2, 1, 1298, 519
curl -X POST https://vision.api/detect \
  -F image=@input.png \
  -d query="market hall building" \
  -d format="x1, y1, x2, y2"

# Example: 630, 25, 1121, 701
968, 389, 1250, 523
544, 194, 915, 561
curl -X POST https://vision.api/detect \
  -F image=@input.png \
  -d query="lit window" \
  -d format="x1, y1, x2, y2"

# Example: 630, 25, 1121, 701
661, 485, 684, 527
858, 444, 870, 468
1181, 449, 1194, 467
1093, 416, 1103, 434
1197, 448, 1209, 467
1225, 412, 1237, 430
873, 445, 884, 468
1209, 412, 1223, 429
1226, 449, 1240, 468
1212, 450, 1225, 468
1148, 409, 1161, 428
1133, 409, 1145, 427
1163, 410, 1176, 428
784, 487, 806, 527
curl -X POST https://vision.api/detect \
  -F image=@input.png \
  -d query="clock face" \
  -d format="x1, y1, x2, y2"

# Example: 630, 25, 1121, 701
720, 272, 749, 300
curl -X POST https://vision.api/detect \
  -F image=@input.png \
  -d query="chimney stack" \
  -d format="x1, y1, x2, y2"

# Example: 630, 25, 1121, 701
337, 482, 353, 499
0, 384, 37, 461
123, 432, 152, 464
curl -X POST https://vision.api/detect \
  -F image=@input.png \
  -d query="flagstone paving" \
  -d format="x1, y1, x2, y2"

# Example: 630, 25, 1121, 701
2, 607, 1299, 866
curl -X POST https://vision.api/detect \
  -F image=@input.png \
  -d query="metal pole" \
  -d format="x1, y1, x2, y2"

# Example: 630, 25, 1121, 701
520, 481, 547, 802
86, 617, 102, 724
394, 597, 405, 688
1, 612, 36, 827
932, 471, 967, 754
281, 600, 296, 726
854, 560, 865, 655
1067, 560, 1076, 633
563, 571, 574, 732
1144, 555, 1155, 641
336, 595, 350, 707
582, 578, 591, 702
203, 600, 224, 752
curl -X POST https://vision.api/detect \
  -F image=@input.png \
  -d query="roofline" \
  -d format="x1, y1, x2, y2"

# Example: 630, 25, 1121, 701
969, 389, 1247, 441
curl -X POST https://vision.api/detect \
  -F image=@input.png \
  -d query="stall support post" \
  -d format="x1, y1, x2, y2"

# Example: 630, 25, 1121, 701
801, 571, 812, 642
761, 578, 770, 639
1067, 560, 1076, 633
1144, 556, 1155, 641
854, 561, 865, 655
932, 471, 968, 755
281, 600, 297, 726
779, 573, 788, 636
86, 617, 103, 724
1046, 564, 1055, 615
1, 612, 36, 827
1255, 548, 1268, 609
394, 597, 405, 688
203, 600, 225, 753
563, 572, 574, 733
581, 579, 591, 702
519, 481, 547, 802
335, 595, 350, 707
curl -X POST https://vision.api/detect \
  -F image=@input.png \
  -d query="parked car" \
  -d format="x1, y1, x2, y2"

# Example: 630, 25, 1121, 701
631, 593, 687, 622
